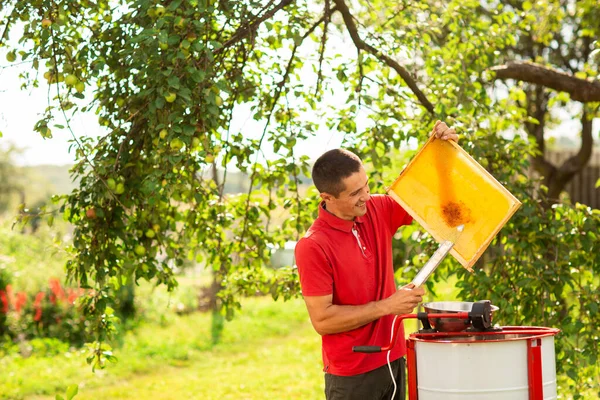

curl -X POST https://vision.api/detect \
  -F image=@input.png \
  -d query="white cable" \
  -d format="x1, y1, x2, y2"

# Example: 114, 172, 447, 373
387, 315, 398, 400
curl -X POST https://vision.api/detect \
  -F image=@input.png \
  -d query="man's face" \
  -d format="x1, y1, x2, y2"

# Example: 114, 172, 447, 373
322, 166, 371, 221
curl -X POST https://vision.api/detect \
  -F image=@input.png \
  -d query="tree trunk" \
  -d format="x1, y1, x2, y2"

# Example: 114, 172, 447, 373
525, 87, 595, 207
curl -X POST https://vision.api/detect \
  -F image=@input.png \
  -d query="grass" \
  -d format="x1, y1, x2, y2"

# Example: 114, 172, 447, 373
1, 297, 324, 400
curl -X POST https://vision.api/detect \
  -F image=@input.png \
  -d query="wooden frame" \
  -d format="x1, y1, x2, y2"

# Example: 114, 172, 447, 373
386, 135, 522, 271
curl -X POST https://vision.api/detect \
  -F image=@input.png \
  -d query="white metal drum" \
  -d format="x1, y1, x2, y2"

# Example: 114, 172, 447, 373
411, 329, 558, 400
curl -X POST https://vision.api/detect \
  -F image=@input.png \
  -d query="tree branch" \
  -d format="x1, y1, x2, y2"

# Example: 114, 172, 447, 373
215, 0, 294, 55
491, 61, 600, 103
560, 110, 594, 176
525, 86, 555, 183
314, 0, 331, 97
238, 14, 326, 244
332, 0, 435, 115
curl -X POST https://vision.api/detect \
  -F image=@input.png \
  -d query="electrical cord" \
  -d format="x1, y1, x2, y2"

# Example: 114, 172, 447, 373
387, 314, 399, 400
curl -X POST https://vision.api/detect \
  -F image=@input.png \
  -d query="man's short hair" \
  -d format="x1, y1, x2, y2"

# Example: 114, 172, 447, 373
312, 149, 362, 197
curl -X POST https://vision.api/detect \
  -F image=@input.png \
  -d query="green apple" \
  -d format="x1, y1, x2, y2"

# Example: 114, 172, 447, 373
134, 244, 146, 256
65, 74, 77, 86
164, 92, 176, 103
75, 81, 85, 93
145, 229, 156, 238
215, 95, 223, 107
159, 129, 168, 139
155, 6, 166, 17
205, 154, 215, 163
152, 223, 160, 232
107, 178, 116, 190
170, 138, 184, 150
115, 183, 125, 194
41, 18, 52, 29
6, 51, 16, 63
159, 41, 168, 50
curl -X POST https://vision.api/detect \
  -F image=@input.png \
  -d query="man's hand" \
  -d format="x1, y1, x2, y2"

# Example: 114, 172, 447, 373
379, 283, 425, 315
431, 120, 459, 142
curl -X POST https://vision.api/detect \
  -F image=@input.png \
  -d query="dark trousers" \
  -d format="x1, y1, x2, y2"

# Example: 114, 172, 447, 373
324, 357, 406, 400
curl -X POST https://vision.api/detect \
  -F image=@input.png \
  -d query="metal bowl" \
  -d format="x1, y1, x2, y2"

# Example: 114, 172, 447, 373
422, 301, 499, 332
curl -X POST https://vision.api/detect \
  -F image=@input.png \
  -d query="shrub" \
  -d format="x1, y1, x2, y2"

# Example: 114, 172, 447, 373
0, 278, 88, 347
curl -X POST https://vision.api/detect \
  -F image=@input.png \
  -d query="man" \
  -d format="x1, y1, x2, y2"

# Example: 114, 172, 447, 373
295, 121, 458, 400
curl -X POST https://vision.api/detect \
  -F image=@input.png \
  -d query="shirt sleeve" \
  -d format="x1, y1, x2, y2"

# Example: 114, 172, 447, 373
381, 194, 413, 233
295, 237, 333, 297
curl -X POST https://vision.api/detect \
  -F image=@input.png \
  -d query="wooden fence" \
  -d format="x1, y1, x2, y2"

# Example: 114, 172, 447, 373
545, 148, 600, 209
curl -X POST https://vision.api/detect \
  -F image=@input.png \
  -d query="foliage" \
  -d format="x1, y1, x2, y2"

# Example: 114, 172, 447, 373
56, 384, 79, 400
0, 1, 598, 395
1, 0, 319, 368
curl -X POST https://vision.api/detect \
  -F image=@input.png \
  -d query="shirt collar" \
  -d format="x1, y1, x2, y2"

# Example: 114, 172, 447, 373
318, 202, 364, 232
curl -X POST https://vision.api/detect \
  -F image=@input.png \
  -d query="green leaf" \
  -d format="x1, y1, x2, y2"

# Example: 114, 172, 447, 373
167, 75, 180, 89
56, 395, 65, 400
66, 384, 78, 400
167, 35, 181, 46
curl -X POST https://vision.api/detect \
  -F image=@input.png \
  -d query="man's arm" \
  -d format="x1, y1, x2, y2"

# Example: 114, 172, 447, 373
303, 284, 425, 336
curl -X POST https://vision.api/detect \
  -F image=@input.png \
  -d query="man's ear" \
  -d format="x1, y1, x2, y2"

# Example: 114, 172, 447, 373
319, 192, 334, 202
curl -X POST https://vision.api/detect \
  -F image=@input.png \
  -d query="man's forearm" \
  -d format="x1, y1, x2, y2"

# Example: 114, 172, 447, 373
309, 299, 391, 336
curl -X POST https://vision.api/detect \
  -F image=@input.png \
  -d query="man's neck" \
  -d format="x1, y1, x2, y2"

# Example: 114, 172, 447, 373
322, 202, 354, 221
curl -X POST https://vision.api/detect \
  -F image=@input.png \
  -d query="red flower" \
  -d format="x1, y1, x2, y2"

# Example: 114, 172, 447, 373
15, 292, 27, 313
34, 292, 45, 321
6, 284, 14, 309
49, 278, 66, 303
0, 290, 7, 313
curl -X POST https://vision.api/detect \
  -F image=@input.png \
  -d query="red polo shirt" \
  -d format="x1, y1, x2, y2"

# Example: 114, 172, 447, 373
295, 194, 413, 376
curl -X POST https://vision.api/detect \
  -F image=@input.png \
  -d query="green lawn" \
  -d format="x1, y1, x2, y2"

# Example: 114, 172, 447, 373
1, 297, 324, 400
